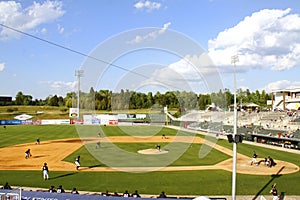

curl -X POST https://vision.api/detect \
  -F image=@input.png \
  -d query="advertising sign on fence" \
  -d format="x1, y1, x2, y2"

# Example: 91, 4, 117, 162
0, 120, 22, 125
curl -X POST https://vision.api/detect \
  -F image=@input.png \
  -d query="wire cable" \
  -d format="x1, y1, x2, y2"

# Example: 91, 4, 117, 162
0, 23, 149, 79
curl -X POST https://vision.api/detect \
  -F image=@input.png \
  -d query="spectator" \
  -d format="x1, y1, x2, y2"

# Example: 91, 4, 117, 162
131, 190, 141, 198
101, 190, 111, 196
3, 182, 12, 190
123, 190, 130, 197
71, 188, 79, 194
158, 191, 167, 198
112, 192, 120, 197
57, 185, 65, 193
49, 185, 57, 193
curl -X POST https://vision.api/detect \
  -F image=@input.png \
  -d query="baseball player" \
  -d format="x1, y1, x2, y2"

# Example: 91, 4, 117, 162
250, 151, 258, 165
75, 155, 80, 170
25, 149, 32, 159
42, 162, 49, 180
270, 183, 279, 200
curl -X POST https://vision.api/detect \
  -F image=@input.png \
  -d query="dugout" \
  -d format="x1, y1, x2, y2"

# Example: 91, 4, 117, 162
249, 133, 300, 149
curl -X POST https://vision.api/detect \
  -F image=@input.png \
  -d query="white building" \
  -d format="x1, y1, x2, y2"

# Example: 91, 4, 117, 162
269, 88, 300, 111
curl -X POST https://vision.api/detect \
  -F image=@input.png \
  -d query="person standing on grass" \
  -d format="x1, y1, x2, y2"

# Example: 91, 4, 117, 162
42, 162, 49, 180
156, 144, 161, 151
75, 155, 81, 170
270, 183, 279, 200
96, 141, 101, 148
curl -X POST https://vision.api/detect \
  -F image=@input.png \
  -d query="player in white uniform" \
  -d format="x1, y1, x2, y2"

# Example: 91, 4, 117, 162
75, 155, 80, 170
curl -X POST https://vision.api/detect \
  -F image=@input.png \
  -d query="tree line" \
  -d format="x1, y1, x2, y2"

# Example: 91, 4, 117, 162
11, 88, 271, 111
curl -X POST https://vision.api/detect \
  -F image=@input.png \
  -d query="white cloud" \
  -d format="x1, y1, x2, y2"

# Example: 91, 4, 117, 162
134, 0, 161, 12
40, 80, 76, 96
208, 8, 300, 72
139, 53, 222, 93
0, 62, 5, 71
0, 1, 65, 40
168, 54, 217, 77
127, 22, 171, 44
262, 80, 300, 92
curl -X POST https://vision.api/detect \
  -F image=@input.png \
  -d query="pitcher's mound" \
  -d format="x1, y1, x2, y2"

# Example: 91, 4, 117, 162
138, 148, 169, 155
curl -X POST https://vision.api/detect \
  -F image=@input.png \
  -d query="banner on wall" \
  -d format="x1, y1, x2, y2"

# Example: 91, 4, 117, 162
41, 119, 70, 125
83, 115, 101, 124
95, 114, 118, 125
0, 120, 22, 125
70, 119, 83, 124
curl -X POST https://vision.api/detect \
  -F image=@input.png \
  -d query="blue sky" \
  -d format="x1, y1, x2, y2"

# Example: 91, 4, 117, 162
1, 0, 300, 99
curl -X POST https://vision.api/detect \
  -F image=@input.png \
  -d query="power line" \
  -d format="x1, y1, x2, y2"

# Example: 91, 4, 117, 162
0, 23, 149, 79
0, 23, 204, 93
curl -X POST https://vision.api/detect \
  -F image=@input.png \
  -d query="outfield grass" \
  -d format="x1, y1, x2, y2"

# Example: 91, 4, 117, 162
0, 125, 299, 196
63, 142, 231, 167
0, 125, 77, 148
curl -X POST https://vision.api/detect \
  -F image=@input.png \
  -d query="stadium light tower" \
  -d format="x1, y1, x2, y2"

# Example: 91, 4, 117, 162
75, 70, 84, 119
231, 54, 239, 200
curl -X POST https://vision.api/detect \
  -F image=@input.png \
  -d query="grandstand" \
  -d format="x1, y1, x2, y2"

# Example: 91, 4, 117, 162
175, 110, 300, 150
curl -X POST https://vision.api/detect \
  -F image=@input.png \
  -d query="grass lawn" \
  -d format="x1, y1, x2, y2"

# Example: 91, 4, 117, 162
0, 125, 299, 196
0, 125, 78, 148
63, 142, 230, 167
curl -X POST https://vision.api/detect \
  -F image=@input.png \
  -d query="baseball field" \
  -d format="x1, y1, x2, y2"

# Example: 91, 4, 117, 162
0, 124, 299, 197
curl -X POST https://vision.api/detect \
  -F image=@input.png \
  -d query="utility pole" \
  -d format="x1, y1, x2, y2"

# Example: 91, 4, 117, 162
231, 54, 239, 200
75, 70, 84, 119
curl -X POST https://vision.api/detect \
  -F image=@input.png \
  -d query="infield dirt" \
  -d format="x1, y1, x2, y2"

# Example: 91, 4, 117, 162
0, 136, 298, 175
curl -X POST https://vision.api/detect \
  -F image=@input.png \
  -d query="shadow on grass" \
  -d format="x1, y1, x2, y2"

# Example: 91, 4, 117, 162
252, 166, 285, 200
88, 164, 103, 168
49, 172, 78, 180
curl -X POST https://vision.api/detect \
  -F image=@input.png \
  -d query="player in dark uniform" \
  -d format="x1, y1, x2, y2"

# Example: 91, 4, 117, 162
25, 149, 32, 159
156, 144, 161, 151
270, 183, 278, 200
96, 141, 100, 148
42, 162, 49, 180
250, 151, 258, 165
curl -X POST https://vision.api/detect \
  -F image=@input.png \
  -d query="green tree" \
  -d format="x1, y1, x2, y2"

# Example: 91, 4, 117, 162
198, 94, 211, 110
15, 91, 24, 105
